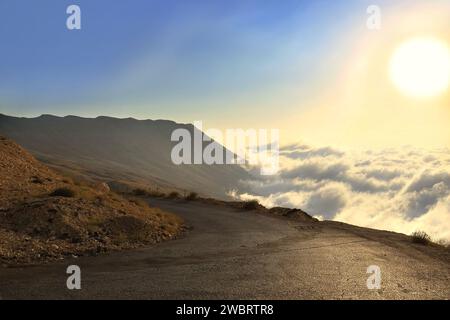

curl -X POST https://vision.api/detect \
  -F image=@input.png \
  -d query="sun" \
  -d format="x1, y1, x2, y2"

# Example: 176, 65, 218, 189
389, 37, 450, 99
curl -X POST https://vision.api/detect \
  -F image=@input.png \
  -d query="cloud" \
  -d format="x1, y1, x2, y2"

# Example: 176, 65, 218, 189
304, 183, 349, 218
363, 168, 403, 181
281, 159, 391, 193
281, 146, 344, 160
403, 182, 448, 218
281, 161, 348, 180
234, 144, 450, 242
404, 170, 450, 193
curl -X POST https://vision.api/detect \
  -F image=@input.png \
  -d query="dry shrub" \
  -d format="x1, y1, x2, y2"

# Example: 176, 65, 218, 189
50, 187, 76, 198
411, 231, 431, 245
242, 200, 260, 211
185, 192, 198, 201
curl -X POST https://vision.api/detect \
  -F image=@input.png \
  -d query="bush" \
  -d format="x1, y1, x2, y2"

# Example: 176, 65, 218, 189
50, 187, 76, 198
132, 188, 148, 196
185, 192, 198, 201
411, 231, 431, 245
242, 200, 260, 211
31, 176, 44, 184
147, 190, 165, 197
167, 191, 180, 199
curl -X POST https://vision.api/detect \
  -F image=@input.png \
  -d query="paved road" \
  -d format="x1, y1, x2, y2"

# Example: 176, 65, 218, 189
0, 199, 449, 299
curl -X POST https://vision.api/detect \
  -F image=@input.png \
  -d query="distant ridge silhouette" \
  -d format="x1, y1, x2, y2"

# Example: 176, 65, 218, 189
0, 114, 250, 199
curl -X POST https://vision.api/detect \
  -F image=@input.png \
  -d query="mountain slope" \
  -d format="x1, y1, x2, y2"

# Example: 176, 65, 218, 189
0, 136, 182, 265
0, 114, 251, 199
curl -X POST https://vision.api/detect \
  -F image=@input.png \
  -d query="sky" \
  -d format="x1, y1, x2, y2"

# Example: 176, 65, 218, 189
0, 0, 350, 122
2, 0, 448, 149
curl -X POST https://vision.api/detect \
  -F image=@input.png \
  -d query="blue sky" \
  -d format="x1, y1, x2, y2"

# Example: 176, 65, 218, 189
1, 0, 448, 150
0, 0, 364, 120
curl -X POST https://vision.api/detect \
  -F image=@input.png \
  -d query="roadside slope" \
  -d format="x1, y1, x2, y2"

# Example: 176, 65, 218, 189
0, 137, 183, 265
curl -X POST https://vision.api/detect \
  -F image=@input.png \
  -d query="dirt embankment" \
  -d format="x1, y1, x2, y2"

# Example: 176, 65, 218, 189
0, 136, 183, 266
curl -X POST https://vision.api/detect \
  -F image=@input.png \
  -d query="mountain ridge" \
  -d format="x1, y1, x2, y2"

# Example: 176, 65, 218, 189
0, 113, 251, 199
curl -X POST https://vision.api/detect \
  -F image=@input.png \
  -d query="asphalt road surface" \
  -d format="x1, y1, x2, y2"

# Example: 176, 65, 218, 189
0, 198, 449, 299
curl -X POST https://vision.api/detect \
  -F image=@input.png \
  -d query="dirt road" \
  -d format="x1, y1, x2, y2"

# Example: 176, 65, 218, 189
0, 198, 449, 299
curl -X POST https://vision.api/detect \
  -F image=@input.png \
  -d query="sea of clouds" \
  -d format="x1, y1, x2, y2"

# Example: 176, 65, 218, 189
233, 143, 450, 243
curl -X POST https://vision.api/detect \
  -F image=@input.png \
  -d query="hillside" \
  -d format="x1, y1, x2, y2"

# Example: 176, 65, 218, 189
0, 114, 251, 199
0, 136, 182, 265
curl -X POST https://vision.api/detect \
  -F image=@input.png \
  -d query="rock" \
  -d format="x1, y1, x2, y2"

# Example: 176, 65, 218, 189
96, 182, 110, 194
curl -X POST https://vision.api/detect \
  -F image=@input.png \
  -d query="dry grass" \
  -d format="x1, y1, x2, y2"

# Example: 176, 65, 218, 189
242, 200, 260, 211
132, 188, 166, 198
185, 192, 198, 201
49, 187, 76, 198
411, 231, 432, 245
132, 188, 148, 196
167, 191, 180, 199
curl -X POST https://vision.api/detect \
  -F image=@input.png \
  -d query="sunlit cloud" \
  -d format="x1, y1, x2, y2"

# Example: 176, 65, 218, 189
233, 143, 450, 242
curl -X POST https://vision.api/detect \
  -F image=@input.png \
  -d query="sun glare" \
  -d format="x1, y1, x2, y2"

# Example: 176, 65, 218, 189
389, 37, 450, 99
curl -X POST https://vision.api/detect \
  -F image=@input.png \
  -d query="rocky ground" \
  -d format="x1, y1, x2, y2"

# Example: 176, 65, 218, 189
0, 136, 183, 266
